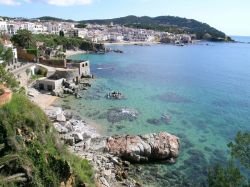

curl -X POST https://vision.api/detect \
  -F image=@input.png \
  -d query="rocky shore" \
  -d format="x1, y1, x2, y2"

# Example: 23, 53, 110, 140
45, 106, 180, 187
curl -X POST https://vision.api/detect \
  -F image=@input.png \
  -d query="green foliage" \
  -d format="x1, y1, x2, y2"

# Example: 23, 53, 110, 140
65, 154, 95, 186
0, 65, 19, 89
75, 23, 87, 28
37, 16, 74, 22
207, 132, 250, 187
228, 131, 250, 169
208, 162, 248, 187
0, 93, 94, 186
33, 33, 105, 51
59, 30, 64, 37
36, 68, 47, 77
0, 44, 13, 66
0, 144, 27, 186
11, 29, 35, 48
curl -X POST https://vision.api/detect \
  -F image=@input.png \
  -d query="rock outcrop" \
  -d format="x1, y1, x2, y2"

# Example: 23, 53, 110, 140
45, 106, 180, 187
106, 132, 179, 163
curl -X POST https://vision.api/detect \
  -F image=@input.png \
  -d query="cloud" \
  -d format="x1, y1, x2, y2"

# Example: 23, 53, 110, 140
0, 0, 92, 6
43, 0, 92, 6
0, 0, 21, 5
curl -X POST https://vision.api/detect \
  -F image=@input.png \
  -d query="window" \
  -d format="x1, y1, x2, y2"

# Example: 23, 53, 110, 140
85, 63, 88, 66
39, 83, 44, 90
82, 64, 85, 67
47, 85, 53, 91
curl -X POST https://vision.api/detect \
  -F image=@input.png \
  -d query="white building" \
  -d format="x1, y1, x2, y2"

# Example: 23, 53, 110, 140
0, 40, 19, 71
0, 21, 7, 33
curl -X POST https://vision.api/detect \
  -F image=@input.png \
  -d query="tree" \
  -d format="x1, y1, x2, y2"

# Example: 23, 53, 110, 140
59, 30, 64, 37
11, 29, 34, 49
208, 162, 247, 187
0, 65, 18, 89
0, 44, 13, 66
228, 132, 250, 169
207, 132, 250, 187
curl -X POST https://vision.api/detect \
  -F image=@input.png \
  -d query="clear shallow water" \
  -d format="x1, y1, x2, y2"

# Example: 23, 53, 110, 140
64, 40, 250, 186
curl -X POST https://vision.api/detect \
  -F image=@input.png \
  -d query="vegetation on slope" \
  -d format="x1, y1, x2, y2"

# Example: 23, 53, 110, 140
36, 16, 75, 22
0, 51, 94, 186
11, 29, 105, 52
81, 15, 231, 41
0, 93, 95, 187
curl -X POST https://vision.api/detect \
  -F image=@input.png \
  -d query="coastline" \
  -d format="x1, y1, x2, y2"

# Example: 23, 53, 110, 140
65, 50, 87, 58
28, 88, 58, 110
103, 41, 161, 46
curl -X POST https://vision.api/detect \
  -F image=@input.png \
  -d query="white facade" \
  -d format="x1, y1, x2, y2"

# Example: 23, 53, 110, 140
0, 21, 7, 33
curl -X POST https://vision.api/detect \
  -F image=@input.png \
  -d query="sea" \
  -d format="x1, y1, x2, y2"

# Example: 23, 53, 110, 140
61, 36, 250, 186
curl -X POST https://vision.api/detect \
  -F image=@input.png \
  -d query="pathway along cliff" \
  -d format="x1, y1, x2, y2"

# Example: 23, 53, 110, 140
45, 106, 180, 187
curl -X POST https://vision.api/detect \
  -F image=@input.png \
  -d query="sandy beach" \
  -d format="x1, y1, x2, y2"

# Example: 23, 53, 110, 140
65, 50, 86, 58
28, 88, 58, 110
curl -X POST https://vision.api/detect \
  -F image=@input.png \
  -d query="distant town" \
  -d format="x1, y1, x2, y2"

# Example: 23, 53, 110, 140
0, 17, 194, 44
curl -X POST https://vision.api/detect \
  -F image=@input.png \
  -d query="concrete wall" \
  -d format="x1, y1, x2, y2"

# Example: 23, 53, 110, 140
36, 78, 64, 92
67, 60, 90, 77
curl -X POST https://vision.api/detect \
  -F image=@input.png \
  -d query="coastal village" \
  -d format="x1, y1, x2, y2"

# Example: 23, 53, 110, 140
0, 17, 193, 44
0, 16, 182, 187
0, 11, 249, 187
1, 0, 249, 186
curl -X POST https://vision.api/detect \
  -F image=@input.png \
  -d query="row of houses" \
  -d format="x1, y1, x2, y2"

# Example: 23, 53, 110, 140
0, 18, 75, 36
0, 18, 194, 44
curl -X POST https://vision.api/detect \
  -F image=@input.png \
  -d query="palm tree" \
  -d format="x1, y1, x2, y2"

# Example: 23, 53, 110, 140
0, 144, 27, 185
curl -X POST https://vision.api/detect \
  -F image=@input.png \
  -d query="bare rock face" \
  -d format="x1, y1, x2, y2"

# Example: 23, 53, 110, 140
106, 132, 180, 163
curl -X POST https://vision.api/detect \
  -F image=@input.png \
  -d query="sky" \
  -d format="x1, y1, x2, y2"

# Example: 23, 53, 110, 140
0, 0, 250, 36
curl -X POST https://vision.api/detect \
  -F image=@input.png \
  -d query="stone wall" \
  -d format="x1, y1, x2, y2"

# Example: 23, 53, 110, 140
39, 59, 66, 68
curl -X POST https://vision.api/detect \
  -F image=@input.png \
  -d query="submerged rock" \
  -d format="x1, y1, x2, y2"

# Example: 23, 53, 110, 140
152, 92, 192, 103
105, 108, 139, 123
147, 118, 161, 125
161, 114, 171, 124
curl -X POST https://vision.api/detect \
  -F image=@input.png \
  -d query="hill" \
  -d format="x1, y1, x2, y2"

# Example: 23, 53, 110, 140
80, 15, 230, 41
36, 16, 75, 22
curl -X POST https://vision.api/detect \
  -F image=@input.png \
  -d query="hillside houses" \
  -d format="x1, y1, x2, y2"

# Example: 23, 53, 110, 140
0, 17, 194, 44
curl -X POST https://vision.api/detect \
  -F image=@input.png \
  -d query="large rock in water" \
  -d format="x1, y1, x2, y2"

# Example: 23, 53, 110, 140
106, 132, 180, 163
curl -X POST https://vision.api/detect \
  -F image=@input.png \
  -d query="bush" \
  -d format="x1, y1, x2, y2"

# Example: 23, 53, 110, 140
36, 68, 47, 77
0, 93, 95, 186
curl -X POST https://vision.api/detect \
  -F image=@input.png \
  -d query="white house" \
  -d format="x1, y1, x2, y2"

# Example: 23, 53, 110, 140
0, 21, 7, 33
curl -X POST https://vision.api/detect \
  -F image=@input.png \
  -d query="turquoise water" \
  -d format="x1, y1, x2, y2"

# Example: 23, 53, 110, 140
65, 40, 250, 186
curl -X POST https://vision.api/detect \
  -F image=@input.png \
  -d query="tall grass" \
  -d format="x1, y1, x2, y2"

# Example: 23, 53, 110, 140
0, 93, 94, 186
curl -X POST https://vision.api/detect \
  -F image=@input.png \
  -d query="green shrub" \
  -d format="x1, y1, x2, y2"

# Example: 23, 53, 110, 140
0, 93, 95, 186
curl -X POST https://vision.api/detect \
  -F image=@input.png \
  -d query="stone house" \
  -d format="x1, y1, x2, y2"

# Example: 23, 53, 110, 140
36, 77, 64, 92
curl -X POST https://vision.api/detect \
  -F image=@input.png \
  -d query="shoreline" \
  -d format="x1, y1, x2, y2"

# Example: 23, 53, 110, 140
65, 50, 87, 58
103, 41, 161, 46
28, 88, 58, 110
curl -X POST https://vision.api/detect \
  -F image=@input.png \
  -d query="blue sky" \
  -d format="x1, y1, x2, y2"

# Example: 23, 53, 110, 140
0, 0, 249, 36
